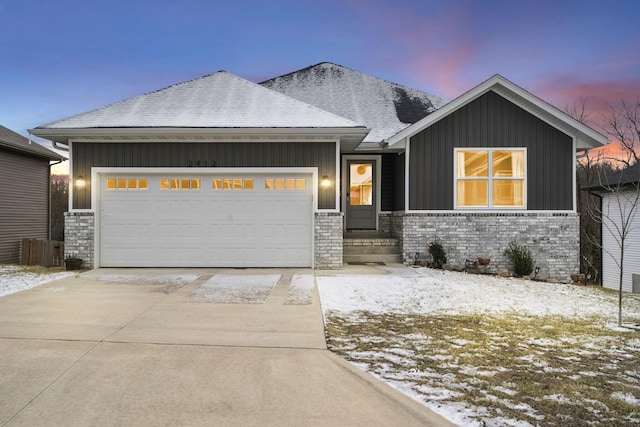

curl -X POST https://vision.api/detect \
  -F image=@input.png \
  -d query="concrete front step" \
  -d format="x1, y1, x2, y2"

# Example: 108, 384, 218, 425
344, 246, 401, 255
343, 253, 404, 264
343, 233, 402, 264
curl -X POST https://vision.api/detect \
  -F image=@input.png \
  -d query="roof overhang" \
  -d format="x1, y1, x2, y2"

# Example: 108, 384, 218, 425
385, 74, 609, 150
0, 140, 66, 161
30, 126, 370, 148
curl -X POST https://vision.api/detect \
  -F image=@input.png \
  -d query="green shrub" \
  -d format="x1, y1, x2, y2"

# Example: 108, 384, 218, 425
428, 241, 447, 269
504, 241, 535, 277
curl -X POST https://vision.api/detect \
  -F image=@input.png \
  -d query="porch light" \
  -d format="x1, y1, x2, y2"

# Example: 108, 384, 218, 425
321, 175, 331, 187
75, 175, 86, 188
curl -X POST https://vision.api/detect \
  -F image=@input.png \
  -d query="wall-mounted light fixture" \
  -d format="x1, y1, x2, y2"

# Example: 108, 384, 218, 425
321, 175, 331, 187
75, 175, 86, 188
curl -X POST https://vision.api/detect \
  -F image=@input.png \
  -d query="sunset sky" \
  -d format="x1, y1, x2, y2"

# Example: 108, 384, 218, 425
1, 0, 639, 172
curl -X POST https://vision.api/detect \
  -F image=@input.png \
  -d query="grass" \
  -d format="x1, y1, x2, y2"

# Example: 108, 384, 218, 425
325, 312, 640, 426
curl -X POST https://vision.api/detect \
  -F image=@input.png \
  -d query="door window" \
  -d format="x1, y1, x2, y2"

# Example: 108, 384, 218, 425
350, 163, 373, 206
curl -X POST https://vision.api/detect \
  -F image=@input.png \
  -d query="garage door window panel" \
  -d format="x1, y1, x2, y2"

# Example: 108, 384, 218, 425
265, 177, 307, 190
106, 177, 149, 190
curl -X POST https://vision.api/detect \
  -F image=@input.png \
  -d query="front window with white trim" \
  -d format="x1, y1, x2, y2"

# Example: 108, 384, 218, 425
455, 148, 526, 208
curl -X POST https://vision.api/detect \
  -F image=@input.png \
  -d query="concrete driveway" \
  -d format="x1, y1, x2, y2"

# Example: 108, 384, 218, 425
0, 268, 454, 426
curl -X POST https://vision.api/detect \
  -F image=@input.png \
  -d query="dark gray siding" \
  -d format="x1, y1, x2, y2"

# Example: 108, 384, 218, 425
409, 90, 573, 210
72, 141, 337, 209
394, 153, 406, 211
0, 148, 50, 263
381, 154, 395, 211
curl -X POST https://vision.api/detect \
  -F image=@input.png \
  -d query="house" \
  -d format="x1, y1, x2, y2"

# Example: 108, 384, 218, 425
584, 163, 640, 293
0, 125, 66, 263
30, 63, 608, 279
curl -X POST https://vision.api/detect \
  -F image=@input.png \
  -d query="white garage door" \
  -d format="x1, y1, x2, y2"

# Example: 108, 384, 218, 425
99, 171, 313, 267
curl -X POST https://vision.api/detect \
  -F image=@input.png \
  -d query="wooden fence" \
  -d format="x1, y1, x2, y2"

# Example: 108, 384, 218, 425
21, 239, 64, 267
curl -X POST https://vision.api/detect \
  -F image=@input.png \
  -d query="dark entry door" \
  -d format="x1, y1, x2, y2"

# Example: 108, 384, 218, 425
346, 160, 376, 229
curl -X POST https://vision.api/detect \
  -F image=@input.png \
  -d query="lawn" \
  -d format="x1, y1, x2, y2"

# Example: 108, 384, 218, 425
317, 267, 640, 427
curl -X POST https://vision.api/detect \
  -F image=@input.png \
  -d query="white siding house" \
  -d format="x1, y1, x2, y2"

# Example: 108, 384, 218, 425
588, 164, 640, 294
601, 191, 640, 293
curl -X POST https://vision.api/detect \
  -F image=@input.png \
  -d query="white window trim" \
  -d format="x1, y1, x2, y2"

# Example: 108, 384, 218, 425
453, 147, 527, 210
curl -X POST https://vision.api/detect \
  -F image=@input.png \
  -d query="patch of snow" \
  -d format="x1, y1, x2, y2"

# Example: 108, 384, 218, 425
41, 71, 362, 130
285, 274, 315, 305
83, 273, 198, 287
316, 267, 640, 321
611, 391, 640, 405
261, 62, 447, 143
0, 267, 75, 297
493, 386, 518, 396
543, 394, 573, 404
192, 274, 280, 304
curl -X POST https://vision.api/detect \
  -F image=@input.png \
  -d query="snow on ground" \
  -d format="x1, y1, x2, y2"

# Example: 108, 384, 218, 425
317, 266, 640, 426
82, 273, 199, 287
3, 264, 639, 426
192, 274, 281, 303
317, 266, 640, 322
285, 274, 315, 305
0, 265, 75, 297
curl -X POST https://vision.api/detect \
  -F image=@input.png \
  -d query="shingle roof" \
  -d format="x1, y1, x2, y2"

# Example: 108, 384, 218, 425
0, 125, 65, 161
35, 71, 365, 130
260, 62, 447, 145
583, 163, 640, 192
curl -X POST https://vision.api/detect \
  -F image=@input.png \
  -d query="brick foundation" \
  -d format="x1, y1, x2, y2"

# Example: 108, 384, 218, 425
392, 212, 580, 282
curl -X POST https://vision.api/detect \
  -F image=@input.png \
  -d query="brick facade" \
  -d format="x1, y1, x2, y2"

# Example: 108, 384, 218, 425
314, 212, 343, 269
391, 212, 580, 282
64, 212, 95, 269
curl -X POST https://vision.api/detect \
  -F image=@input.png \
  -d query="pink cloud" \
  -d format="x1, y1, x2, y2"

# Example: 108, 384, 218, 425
534, 77, 640, 113
338, 0, 481, 98
534, 77, 640, 161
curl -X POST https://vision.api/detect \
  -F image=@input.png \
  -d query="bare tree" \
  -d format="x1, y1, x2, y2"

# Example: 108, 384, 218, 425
576, 154, 615, 283
581, 98, 640, 326
602, 98, 640, 167
565, 97, 592, 127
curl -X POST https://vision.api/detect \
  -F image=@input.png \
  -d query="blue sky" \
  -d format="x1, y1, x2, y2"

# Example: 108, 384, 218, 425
1, 0, 639, 151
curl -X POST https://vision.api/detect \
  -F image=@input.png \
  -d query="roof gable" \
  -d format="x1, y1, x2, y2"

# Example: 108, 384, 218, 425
261, 62, 447, 145
0, 125, 65, 161
35, 71, 364, 130
386, 74, 609, 150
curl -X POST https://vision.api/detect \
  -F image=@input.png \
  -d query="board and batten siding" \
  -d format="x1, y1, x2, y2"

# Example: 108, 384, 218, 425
601, 191, 640, 293
0, 148, 51, 263
380, 153, 397, 212
409, 90, 574, 211
72, 141, 337, 210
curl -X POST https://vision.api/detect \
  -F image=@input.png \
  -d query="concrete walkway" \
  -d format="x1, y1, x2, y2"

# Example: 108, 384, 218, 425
0, 267, 454, 426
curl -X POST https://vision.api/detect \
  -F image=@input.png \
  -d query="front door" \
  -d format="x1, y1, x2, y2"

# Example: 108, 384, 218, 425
346, 160, 376, 229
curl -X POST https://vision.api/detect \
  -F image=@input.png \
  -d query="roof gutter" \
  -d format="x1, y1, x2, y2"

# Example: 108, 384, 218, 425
30, 126, 370, 140
52, 140, 69, 152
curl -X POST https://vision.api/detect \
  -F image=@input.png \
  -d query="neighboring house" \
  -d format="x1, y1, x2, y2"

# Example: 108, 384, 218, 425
0, 125, 66, 263
584, 164, 640, 293
30, 63, 608, 280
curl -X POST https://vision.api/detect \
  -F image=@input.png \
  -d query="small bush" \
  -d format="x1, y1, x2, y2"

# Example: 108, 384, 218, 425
428, 241, 447, 269
504, 241, 535, 277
